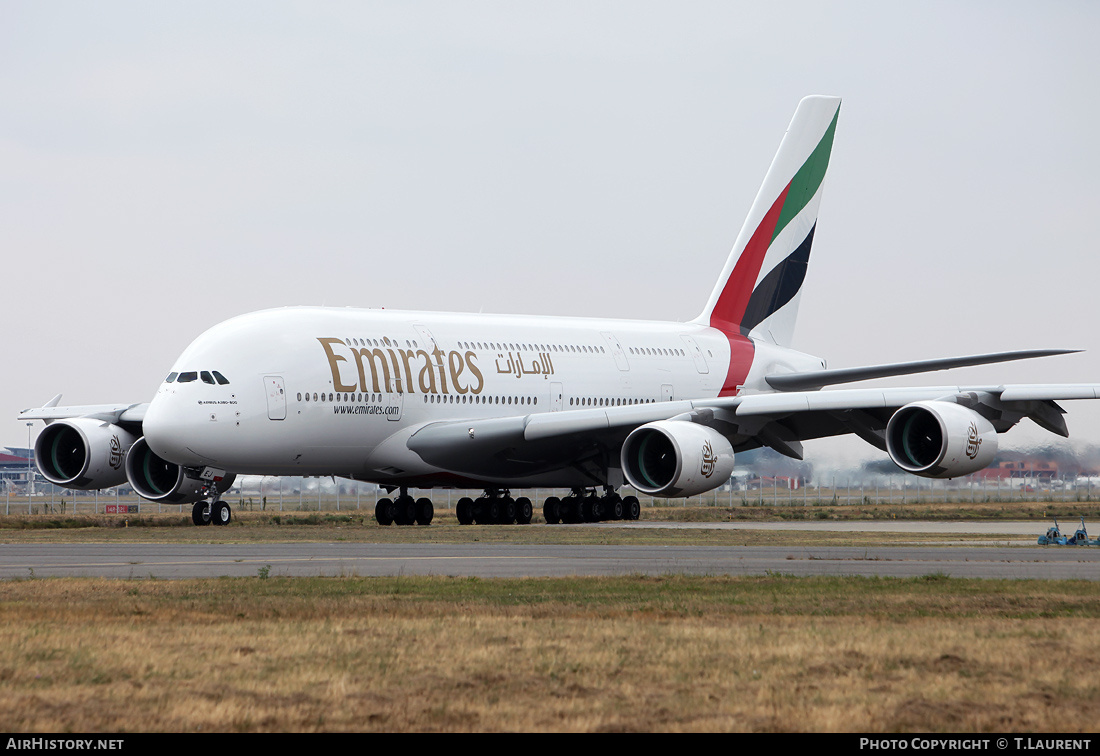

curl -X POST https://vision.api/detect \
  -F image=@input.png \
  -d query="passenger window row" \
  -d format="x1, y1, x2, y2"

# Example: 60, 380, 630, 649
345, 337, 418, 349
456, 340, 604, 355
299, 392, 382, 403
295, 392, 540, 407
338, 336, 689, 359
571, 397, 655, 407
629, 347, 685, 357
424, 394, 536, 406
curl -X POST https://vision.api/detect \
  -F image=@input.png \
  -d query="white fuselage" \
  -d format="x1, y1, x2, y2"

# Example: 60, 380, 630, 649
142, 307, 822, 488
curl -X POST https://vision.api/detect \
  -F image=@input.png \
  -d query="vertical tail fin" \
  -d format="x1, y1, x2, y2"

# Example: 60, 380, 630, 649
694, 95, 841, 348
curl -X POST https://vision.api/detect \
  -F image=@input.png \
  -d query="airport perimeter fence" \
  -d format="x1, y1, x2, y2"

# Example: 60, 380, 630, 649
4, 474, 1100, 517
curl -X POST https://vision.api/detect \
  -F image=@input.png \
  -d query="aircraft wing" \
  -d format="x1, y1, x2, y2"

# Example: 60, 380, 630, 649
18, 395, 148, 427
406, 383, 1100, 480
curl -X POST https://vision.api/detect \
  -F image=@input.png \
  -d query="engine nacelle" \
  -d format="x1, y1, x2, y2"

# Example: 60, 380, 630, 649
125, 437, 235, 504
34, 419, 138, 490
621, 420, 735, 498
886, 401, 997, 478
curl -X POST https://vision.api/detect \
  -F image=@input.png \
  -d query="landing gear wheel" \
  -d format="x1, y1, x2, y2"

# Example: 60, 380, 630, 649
501, 497, 517, 524
623, 496, 640, 521
456, 497, 474, 525
515, 497, 533, 524
191, 501, 212, 526
543, 497, 561, 524
590, 497, 604, 522
212, 501, 232, 526
484, 499, 501, 525
375, 498, 395, 526
570, 496, 585, 523
395, 495, 417, 525
415, 498, 434, 526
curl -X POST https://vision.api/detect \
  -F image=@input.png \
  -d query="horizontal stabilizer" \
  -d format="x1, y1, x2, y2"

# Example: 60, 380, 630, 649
764, 349, 1080, 391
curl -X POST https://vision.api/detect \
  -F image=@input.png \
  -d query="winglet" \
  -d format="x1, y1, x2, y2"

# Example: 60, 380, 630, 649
19, 394, 62, 422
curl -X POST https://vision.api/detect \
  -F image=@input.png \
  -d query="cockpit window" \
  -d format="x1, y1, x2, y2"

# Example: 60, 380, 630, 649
200, 371, 215, 385
212, 371, 230, 385
177, 372, 198, 383
165, 372, 178, 383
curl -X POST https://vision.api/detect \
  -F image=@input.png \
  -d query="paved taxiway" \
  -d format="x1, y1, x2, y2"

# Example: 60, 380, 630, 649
1, 520, 1097, 580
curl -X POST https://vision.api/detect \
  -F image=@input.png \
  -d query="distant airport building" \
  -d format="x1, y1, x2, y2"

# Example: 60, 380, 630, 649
974, 460, 1060, 481
0, 447, 36, 489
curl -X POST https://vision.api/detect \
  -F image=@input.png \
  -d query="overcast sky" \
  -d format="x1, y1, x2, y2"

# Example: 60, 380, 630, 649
3, 2, 1099, 471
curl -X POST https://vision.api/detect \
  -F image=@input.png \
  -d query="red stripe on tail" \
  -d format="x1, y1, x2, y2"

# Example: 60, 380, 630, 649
708, 183, 790, 336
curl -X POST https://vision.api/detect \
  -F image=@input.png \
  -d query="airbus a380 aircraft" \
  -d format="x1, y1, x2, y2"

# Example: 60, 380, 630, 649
20, 95, 1100, 527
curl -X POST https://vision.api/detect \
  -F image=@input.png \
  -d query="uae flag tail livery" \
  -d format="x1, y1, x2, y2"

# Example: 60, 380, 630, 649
693, 95, 840, 396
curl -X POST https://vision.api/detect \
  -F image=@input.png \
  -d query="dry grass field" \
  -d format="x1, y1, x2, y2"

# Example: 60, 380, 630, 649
1, 575, 1098, 732
2, 500, 1098, 732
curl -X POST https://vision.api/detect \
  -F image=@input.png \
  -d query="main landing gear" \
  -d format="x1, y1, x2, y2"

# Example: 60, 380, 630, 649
374, 487, 435, 526
454, 490, 534, 525
542, 488, 640, 524
371, 487, 642, 526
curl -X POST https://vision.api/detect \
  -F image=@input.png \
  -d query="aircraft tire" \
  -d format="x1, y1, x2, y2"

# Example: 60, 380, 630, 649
213, 501, 232, 526
623, 496, 640, 520
395, 496, 417, 526
192, 502, 212, 526
375, 498, 395, 526
485, 499, 501, 524
590, 498, 604, 522
570, 497, 585, 523
415, 498, 434, 526
501, 498, 516, 524
543, 497, 560, 524
456, 497, 474, 525
515, 497, 533, 524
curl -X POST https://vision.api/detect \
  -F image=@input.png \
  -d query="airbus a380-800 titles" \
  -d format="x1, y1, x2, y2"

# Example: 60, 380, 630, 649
20, 95, 1100, 527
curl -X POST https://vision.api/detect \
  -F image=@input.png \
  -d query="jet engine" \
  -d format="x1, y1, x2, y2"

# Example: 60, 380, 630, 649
885, 401, 997, 478
125, 437, 235, 503
34, 418, 137, 490
621, 420, 735, 497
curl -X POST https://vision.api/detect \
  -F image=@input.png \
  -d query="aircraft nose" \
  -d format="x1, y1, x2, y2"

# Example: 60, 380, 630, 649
144, 383, 238, 468
143, 391, 189, 463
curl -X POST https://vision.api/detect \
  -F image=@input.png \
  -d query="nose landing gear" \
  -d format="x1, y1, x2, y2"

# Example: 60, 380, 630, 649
191, 476, 232, 526
193, 499, 233, 526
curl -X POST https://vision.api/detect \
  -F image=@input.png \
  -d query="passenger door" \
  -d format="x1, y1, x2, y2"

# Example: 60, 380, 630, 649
264, 376, 287, 420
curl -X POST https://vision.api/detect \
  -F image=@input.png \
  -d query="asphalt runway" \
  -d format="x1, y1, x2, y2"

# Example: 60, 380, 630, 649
2, 520, 1099, 580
